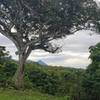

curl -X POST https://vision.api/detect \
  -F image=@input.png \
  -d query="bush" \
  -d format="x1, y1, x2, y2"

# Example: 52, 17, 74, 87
0, 61, 17, 87
27, 64, 84, 96
28, 70, 59, 95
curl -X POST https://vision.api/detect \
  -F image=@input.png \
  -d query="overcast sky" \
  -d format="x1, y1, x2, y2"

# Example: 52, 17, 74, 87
0, 0, 100, 69
0, 30, 100, 69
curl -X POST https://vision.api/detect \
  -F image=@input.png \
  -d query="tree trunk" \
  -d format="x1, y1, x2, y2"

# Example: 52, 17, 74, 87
15, 53, 26, 89
14, 47, 32, 89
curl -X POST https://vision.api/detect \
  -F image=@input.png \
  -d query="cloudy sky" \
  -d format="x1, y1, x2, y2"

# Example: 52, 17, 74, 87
0, 0, 100, 69
0, 30, 100, 69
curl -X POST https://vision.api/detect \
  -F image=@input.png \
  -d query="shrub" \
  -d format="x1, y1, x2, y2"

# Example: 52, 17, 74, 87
0, 61, 17, 87
28, 70, 59, 95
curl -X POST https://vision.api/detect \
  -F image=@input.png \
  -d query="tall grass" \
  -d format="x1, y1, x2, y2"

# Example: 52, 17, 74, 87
0, 89, 70, 100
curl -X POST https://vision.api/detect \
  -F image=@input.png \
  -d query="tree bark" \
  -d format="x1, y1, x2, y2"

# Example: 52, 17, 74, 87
15, 53, 26, 89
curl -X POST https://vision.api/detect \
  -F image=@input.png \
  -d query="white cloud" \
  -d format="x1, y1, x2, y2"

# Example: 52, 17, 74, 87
95, 0, 100, 2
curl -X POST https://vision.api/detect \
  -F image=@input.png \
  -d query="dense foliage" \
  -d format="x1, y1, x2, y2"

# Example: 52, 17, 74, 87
0, 46, 16, 87
0, 46, 10, 64
0, 59, 84, 96
82, 42, 100, 100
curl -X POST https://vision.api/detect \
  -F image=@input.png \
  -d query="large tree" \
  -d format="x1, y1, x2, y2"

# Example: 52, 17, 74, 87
0, 0, 98, 88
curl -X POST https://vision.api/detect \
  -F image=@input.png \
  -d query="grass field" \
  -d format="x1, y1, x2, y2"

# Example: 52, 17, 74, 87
0, 89, 70, 100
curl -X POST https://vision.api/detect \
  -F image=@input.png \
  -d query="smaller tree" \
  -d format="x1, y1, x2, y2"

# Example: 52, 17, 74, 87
0, 46, 10, 64
82, 42, 100, 100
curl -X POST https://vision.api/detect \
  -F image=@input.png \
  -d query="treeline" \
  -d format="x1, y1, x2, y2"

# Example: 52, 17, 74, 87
1, 43, 100, 100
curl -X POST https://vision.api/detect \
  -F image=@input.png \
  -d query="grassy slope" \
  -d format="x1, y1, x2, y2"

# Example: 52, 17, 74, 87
0, 89, 70, 100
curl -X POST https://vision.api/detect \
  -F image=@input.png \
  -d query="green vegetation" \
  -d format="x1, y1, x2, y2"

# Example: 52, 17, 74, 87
0, 58, 84, 96
82, 42, 100, 100
0, 46, 84, 99
0, 89, 69, 100
1, 43, 100, 100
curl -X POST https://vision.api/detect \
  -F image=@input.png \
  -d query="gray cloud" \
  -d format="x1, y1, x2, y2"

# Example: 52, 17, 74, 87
62, 31, 100, 53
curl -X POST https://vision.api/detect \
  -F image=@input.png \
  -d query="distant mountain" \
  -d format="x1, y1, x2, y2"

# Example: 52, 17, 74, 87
37, 60, 47, 66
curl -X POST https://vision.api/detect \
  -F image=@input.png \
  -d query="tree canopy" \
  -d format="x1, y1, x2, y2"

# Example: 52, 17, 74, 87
0, 0, 98, 54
